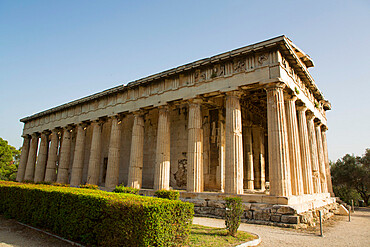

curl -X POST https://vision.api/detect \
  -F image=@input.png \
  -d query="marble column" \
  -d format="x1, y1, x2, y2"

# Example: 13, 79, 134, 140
307, 112, 321, 193
259, 127, 266, 191
187, 99, 204, 192
16, 135, 31, 182
87, 120, 103, 185
321, 126, 334, 196
244, 123, 254, 190
34, 131, 50, 182
284, 95, 304, 195
315, 122, 328, 193
70, 123, 88, 186
154, 106, 171, 190
24, 133, 39, 181
127, 112, 145, 189
225, 92, 244, 194
56, 127, 72, 184
105, 116, 122, 189
217, 110, 226, 192
44, 129, 60, 182
296, 106, 314, 194
266, 83, 291, 197
252, 125, 262, 189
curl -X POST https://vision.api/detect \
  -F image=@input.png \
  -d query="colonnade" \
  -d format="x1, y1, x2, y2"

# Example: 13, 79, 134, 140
16, 83, 333, 197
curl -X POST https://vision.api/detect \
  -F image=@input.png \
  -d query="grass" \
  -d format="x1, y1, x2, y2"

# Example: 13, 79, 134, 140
187, 224, 257, 247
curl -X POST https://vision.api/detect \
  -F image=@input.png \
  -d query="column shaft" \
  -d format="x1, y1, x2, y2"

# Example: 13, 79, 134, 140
44, 130, 59, 182
225, 92, 244, 194
252, 126, 262, 189
16, 135, 30, 182
105, 117, 122, 189
70, 124, 87, 186
259, 127, 266, 191
285, 96, 304, 195
34, 132, 49, 182
24, 134, 39, 181
297, 106, 314, 194
266, 84, 291, 197
315, 123, 328, 193
322, 128, 334, 196
307, 113, 321, 193
87, 121, 103, 185
127, 114, 145, 189
187, 100, 204, 192
244, 125, 254, 190
154, 107, 171, 190
56, 128, 72, 184
217, 110, 225, 192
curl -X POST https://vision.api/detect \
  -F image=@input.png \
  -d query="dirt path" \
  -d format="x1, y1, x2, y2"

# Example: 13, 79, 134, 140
193, 208, 370, 247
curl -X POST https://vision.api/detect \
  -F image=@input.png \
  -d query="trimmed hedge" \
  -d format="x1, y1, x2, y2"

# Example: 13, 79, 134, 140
113, 185, 139, 194
154, 190, 180, 200
0, 181, 193, 246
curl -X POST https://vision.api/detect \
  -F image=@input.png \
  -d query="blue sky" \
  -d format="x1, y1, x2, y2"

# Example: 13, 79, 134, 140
0, 0, 369, 161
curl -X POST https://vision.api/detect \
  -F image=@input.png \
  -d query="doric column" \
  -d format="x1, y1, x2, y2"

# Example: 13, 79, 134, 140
154, 106, 171, 190
70, 123, 88, 186
105, 116, 123, 189
315, 122, 328, 193
24, 133, 39, 181
252, 125, 262, 189
266, 83, 291, 197
87, 120, 104, 185
187, 99, 204, 192
244, 123, 254, 190
321, 126, 334, 196
225, 91, 244, 194
259, 127, 266, 191
306, 112, 321, 193
56, 127, 73, 184
284, 95, 304, 195
16, 135, 31, 182
34, 131, 50, 182
297, 105, 314, 194
217, 110, 226, 192
44, 129, 60, 182
127, 112, 145, 189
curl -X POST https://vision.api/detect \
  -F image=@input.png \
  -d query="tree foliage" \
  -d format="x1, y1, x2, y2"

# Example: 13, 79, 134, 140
0, 137, 20, 181
331, 148, 370, 206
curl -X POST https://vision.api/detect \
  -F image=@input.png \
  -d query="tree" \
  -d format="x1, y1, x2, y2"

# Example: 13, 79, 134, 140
0, 137, 20, 181
331, 149, 370, 206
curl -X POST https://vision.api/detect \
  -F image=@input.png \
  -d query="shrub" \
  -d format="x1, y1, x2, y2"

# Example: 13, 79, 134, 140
224, 197, 243, 237
51, 182, 70, 187
0, 181, 194, 246
35, 181, 52, 185
154, 189, 180, 200
113, 185, 139, 194
80, 184, 99, 190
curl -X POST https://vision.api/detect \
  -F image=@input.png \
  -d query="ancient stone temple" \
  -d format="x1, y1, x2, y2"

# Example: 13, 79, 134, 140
16, 36, 337, 226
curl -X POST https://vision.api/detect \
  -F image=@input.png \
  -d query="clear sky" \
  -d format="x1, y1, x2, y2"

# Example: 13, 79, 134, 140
0, 0, 369, 161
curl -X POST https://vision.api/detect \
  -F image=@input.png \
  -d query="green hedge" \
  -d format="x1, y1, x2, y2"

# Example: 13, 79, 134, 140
154, 190, 180, 200
0, 181, 194, 246
113, 185, 139, 194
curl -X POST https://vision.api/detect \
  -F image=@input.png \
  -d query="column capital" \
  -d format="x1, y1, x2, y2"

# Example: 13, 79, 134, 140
306, 110, 315, 120
188, 97, 203, 105
158, 104, 170, 113
284, 93, 297, 102
296, 104, 307, 112
21, 134, 31, 139
265, 82, 286, 91
314, 120, 322, 127
321, 125, 328, 132
77, 121, 90, 129
132, 109, 146, 117
31, 132, 40, 138
42, 130, 51, 136
225, 90, 243, 98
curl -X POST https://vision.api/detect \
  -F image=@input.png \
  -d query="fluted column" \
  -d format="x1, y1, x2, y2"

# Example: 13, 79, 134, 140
225, 92, 244, 194
307, 112, 321, 193
127, 112, 145, 189
266, 83, 291, 197
259, 127, 266, 191
252, 125, 262, 189
16, 135, 31, 181
217, 110, 225, 192
297, 106, 314, 194
105, 116, 123, 189
56, 127, 73, 184
70, 123, 88, 186
321, 126, 334, 196
244, 123, 254, 190
154, 107, 171, 190
34, 131, 50, 182
285, 95, 304, 195
315, 122, 328, 193
87, 120, 104, 185
24, 133, 39, 181
44, 129, 60, 182
187, 99, 204, 192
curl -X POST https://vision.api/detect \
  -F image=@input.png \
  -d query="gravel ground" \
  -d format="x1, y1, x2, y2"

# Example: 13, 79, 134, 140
1, 208, 369, 246
193, 207, 370, 247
